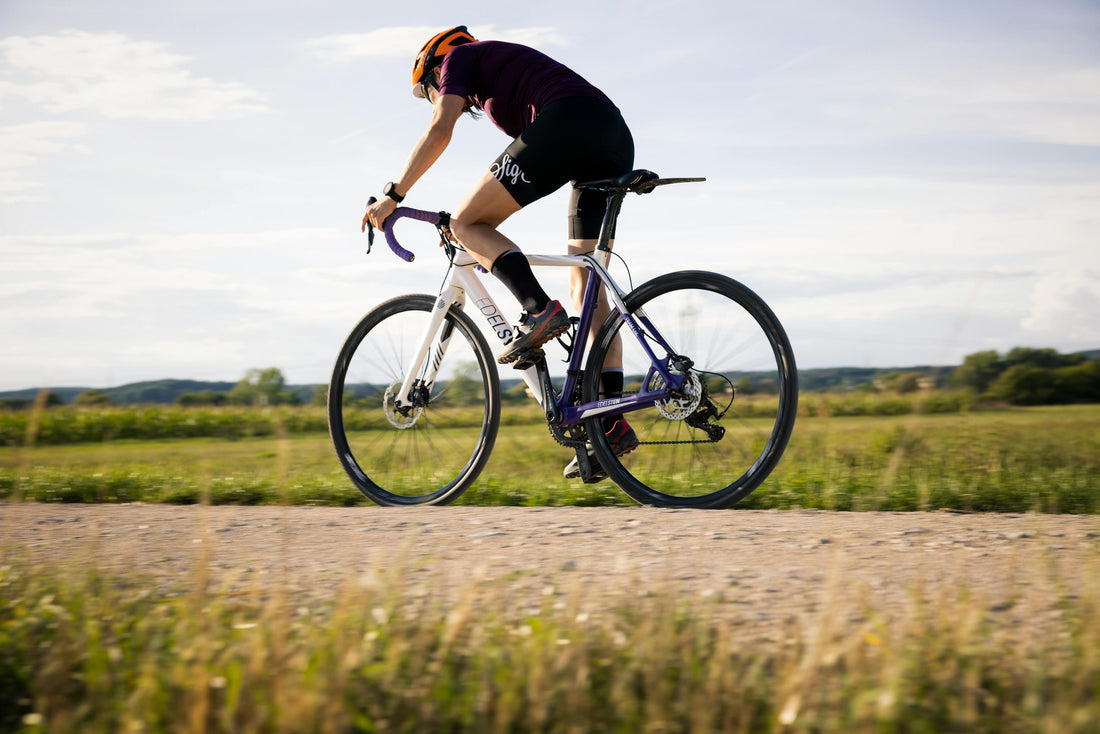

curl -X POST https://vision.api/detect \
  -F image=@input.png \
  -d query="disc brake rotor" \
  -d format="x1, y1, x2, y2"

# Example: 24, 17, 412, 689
383, 383, 423, 429
648, 370, 704, 420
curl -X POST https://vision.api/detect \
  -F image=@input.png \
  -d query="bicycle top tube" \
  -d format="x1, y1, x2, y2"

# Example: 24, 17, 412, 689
374, 168, 705, 263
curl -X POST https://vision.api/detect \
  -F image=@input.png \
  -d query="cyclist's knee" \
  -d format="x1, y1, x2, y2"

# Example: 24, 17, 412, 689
448, 210, 476, 242
448, 210, 491, 246
452, 174, 520, 238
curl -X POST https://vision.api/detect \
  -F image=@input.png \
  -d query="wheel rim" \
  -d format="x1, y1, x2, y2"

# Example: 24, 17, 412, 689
587, 274, 796, 507
331, 299, 497, 504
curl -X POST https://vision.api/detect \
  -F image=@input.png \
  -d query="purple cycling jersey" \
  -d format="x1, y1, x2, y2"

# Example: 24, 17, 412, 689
438, 41, 614, 138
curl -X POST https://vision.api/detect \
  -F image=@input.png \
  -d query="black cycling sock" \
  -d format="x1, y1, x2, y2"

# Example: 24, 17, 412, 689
490, 250, 550, 315
600, 369, 625, 432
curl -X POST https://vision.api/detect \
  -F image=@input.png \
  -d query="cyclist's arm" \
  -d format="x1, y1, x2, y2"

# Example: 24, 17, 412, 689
394, 93, 464, 195
363, 94, 464, 232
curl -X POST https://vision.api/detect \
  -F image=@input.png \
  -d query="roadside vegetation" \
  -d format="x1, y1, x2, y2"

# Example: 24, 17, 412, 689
2, 348, 1098, 731
1, 542, 1097, 733
1, 403, 1097, 513
1, 346, 1097, 513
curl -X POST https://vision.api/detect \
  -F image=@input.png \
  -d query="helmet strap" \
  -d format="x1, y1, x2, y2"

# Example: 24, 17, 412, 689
420, 69, 440, 102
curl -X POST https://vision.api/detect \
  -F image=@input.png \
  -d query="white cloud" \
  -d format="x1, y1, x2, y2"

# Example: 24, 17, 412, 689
304, 26, 436, 61
0, 121, 86, 203
0, 30, 267, 121
1022, 268, 1100, 344
305, 25, 568, 63
0, 224, 425, 388
691, 12, 1100, 149
481, 26, 569, 48
828, 55, 1100, 147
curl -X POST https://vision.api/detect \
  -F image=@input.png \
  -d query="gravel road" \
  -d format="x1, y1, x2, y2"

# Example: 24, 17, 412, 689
6, 504, 1098, 635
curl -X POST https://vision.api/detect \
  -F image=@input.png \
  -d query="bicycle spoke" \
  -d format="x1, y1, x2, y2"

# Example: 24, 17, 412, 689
328, 295, 500, 505
584, 271, 797, 508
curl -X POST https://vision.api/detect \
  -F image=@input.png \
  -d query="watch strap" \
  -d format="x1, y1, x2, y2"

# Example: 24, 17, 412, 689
383, 182, 404, 203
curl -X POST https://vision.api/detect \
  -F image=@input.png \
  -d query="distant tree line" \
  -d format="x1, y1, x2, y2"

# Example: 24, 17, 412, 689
175, 368, 311, 407
3, 349, 1098, 411
0, 369, 311, 411
950, 347, 1100, 405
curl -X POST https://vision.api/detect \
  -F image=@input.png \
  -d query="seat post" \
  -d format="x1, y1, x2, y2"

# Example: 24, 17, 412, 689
595, 188, 628, 254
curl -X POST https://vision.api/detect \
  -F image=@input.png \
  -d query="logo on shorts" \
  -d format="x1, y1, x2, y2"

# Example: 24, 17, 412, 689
490, 154, 531, 186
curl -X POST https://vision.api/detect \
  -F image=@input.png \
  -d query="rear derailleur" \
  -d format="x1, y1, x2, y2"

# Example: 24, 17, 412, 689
685, 397, 725, 442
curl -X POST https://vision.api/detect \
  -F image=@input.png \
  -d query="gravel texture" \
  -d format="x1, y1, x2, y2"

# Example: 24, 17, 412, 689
5, 504, 1098, 636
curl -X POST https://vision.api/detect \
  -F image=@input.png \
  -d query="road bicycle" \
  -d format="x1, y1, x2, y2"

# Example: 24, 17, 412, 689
328, 169, 797, 509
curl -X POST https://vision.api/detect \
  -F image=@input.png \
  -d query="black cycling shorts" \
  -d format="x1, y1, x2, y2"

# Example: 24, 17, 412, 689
490, 97, 634, 240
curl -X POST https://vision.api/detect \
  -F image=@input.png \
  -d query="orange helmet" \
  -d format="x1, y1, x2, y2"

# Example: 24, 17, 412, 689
411, 26, 477, 96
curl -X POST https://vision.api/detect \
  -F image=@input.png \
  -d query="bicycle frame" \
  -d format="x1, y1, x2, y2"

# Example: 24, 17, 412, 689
337, 172, 799, 507
392, 243, 688, 428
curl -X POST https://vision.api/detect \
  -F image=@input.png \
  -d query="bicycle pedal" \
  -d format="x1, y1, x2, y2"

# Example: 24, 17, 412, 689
511, 348, 545, 370
571, 446, 607, 484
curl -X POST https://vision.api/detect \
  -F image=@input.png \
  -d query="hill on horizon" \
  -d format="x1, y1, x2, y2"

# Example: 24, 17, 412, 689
0, 366, 949, 406
3, 348, 1096, 406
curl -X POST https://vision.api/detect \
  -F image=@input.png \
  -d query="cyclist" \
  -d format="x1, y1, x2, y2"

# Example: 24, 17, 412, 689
361, 25, 637, 480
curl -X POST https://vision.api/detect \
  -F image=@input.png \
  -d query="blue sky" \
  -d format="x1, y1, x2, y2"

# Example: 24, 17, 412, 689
1, 0, 1098, 390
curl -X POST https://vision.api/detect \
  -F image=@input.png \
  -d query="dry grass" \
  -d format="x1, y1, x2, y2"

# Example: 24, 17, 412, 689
1, 536, 1098, 733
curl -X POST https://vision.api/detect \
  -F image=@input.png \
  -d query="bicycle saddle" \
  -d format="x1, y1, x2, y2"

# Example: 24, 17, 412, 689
574, 169, 705, 194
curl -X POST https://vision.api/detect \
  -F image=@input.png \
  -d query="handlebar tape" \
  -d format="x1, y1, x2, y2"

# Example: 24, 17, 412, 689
383, 207, 441, 263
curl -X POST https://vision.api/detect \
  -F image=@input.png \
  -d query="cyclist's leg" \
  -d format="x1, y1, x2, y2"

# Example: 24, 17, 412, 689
561, 99, 632, 371
449, 173, 521, 271
559, 106, 634, 464
563, 236, 634, 481
452, 107, 581, 325
452, 171, 569, 362
567, 238, 622, 370
452, 171, 566, 340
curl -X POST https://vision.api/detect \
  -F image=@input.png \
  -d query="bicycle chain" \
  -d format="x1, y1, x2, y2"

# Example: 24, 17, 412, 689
546, 392, 723, 448
550, 422, 717, 448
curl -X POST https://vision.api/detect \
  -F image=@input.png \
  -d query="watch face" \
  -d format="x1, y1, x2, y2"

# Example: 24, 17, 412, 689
384, 183, 402, 201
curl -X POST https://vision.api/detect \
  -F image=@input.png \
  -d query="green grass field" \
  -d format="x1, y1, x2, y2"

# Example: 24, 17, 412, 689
3, 402, 1099, 731
1, 403, 1098, 512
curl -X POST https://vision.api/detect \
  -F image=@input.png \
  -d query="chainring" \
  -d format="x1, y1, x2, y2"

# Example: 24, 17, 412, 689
548, 420, 588, 450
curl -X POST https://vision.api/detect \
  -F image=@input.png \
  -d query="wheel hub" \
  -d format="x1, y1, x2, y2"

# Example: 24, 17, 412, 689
649, 370, 704, 420
383, 383, 423, 429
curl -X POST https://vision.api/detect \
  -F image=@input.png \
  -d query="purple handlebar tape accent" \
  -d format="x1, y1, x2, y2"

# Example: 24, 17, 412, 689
383, 207, 441, 262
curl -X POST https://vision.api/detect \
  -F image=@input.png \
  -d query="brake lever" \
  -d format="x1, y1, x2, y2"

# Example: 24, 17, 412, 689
364, 196, 377, 254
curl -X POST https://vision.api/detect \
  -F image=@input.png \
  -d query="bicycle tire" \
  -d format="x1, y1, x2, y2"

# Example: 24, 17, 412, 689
328, 294, 500, 505
583, 271, 797, 508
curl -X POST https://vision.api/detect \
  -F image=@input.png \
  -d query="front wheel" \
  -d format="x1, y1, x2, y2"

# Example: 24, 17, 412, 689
583, 271, 797, 508
328, 294, 500, 505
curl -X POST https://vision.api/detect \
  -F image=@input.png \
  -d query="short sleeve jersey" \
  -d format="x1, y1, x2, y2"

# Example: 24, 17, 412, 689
437, 41, 614, 138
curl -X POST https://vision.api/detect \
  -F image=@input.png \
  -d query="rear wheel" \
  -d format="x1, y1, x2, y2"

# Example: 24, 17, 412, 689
328, 294, 500, 505
583, 271, 797, 508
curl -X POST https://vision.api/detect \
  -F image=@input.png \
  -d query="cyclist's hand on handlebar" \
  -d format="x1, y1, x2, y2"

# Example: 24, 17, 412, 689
362, 196, 397, 233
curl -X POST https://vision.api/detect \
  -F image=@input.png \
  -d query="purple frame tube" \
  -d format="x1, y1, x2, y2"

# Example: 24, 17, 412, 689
553, 256, 685, 427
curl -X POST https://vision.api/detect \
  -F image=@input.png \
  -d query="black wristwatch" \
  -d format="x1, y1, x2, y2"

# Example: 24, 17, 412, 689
383, 182, 404, 203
